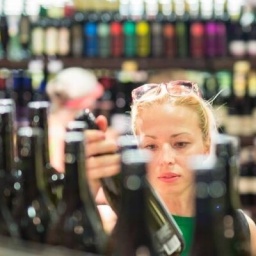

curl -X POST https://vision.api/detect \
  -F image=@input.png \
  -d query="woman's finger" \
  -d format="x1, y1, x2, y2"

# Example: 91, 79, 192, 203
86, 140, 118, 157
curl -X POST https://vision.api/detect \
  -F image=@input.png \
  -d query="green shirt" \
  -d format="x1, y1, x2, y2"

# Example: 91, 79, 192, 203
173, 215, 195, 256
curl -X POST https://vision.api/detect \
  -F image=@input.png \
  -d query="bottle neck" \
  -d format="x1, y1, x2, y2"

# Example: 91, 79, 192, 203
17, 129, 49, 203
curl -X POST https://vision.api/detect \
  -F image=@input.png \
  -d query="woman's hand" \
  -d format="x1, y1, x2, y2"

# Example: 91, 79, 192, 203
85, 115, 121, 198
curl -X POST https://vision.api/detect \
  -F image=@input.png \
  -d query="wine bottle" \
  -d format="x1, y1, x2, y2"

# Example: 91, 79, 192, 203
18, 0, 31, 59
151, 19, 164, 58
109, 147, 158, 256
190, 134, 251, 256
0, 104, 20, 211
123, 20, 136, 58
46, 131, 108, 254
57, 16, 71, 57
83, 19, 98, 57
110, 21, 123, 58
75, 109, 185, 255
0, 0, 9, 58
136, 21, 151, 57
70, 12, 84, 58
97, 15, 111, 58
12, 126, 57, 243
27, 101, 65, 205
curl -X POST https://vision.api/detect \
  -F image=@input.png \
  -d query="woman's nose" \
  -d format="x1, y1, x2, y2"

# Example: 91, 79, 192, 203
161, 144, 175, 165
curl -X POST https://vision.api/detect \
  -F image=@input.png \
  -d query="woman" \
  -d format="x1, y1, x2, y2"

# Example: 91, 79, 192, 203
46, 67, 104, 173
85, 80, 256, 255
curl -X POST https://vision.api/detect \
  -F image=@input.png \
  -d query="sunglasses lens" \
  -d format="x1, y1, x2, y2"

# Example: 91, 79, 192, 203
132, 81, 199, 101
167, 84, 192, 95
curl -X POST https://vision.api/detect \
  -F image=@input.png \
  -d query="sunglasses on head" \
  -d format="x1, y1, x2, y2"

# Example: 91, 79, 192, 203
131, 80, 201, 102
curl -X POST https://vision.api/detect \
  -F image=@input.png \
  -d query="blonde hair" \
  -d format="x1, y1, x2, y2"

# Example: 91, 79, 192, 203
130, 92, 217, 149
46, 67, 102, 111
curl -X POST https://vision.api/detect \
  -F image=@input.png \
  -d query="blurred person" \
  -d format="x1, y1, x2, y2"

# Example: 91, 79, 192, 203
46, 67, 104, 173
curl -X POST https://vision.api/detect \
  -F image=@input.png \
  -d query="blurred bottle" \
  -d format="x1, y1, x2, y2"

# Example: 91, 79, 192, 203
0, 0, 9, 58
97, 13, 111, 58
123, 20, 136, 57
12, 127, 57, 243
108, 147, 158, 255
190, 134, 251, 255
238, 147, 254, 210
136, 21, 151, 57
0, 104, 20, 211
174, 0, 189, 58
83, 14, 98, 57
215, 70, 233, 133
151, 17, 164, 58
247, 7, 256, 57
0, 69, 11, 99
18, 0, 31, 59
189, 1, 205, 59
110, 20, 123, 58
30, 5, 47, 58
57, 5, 74, 57
228, 14, 246, 57
44, 17, 59, 58
27, 101, 65, 205
46, 131, 108, 254
95, 70, 115, 124
162, 13, 176, 59
70, 12, 84, 57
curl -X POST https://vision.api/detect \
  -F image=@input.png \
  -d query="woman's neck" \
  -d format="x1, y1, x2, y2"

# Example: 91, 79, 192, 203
160, 189, 195, 217
48, 108, 78, 127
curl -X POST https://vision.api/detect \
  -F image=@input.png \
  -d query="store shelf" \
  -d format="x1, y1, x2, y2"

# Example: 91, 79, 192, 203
1, 57, 256, 71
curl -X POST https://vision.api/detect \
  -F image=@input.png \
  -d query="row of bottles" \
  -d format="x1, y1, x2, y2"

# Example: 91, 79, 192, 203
0, 0, 254, 60
3, 60, 256, 139
0, 98, 186, 255
0, 98, 252, 255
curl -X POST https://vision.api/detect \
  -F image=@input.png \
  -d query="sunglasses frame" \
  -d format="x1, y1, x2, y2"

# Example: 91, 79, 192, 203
132, 80, 201, 101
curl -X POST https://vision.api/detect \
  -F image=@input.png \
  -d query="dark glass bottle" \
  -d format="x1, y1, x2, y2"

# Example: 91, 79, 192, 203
110, 20, 123, 58
18, 0, 31, 59
75, 109, 185, 255
0, 105, 20, 239
27, 101, 65, 205
83, 13, 99, 57
123, 19, 136, 58
0, 104, 20, 211
12, 126, 57, 243
190, 134, 251, 256
238, 147, 254, 209
97, 13, 111, 58
136, 20, 151, 57
46, 131, 108, 254
163, 16, 176, 59
70, 12, 84, 58
175, 3, 189, 58
151, 17, 164, 58
109, 147, 158, 256
0, 0, 9, 58
189, 3, 205, 59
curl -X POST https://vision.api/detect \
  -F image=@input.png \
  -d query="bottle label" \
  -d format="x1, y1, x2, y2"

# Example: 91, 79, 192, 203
154, 223, 182, 255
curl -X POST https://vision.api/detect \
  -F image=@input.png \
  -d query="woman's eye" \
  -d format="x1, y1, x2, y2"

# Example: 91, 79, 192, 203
144, 144, 157, 151
174, 142, 189, 148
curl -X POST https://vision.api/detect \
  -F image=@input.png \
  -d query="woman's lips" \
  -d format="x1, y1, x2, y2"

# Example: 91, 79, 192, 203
158, 172, 181, 183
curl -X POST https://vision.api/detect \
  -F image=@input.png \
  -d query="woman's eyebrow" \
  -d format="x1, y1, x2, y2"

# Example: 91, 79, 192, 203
171, 132, 191, 138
